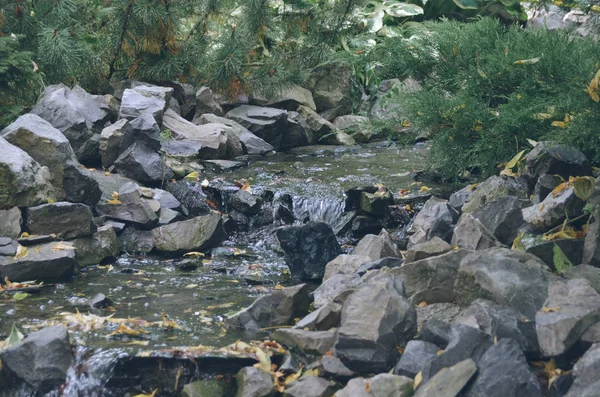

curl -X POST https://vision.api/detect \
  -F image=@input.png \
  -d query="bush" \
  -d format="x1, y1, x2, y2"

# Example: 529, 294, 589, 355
373, 18, 600, 179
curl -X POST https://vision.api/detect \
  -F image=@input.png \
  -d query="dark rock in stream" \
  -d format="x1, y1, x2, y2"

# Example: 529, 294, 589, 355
164, 180, 211, 217
282, 376, 339, 397
235, 366, 277, 397
26, 202, 96, 240
118, 228, 155, 253
336, 374, 413, 397
152, 213, 226, 253
0, 241, 76, 282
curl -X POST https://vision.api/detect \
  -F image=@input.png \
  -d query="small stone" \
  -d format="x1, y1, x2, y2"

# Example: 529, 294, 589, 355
335, 374, 413, 397
394, 340, 439, 378
405, 237, 451, 263
415, 359, 477, 397
235, 367, 276, 397
353, 229, 401, 261
294, 302, 342, 331
89, 293, 112, 309
451, 213, 503, 251
323, 254, 372, 281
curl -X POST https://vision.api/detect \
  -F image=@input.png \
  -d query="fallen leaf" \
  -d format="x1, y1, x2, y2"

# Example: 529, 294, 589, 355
417, 301, 428, 308
52, 242, 76, 251
526, 138, 538, 147
19, 232, 30, 238
14, 245, 28, 260
183, 251, 205, 258
419, 186, 432, 193
185, 171, 199, 182
542, 306, 560, 313
253, 347, 271, 373
109, 322, 150, 337
133, 389, 157, 397
414, 371, 422, 389
284, 366, 303, 385
13, 292, 29, 301
514, 57, 540, 65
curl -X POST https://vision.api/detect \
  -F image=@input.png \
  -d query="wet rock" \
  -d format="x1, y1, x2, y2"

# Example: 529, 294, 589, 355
323, 254, 372, 281
344, 186, 378, 211
471, 196, 531, 245
227, 284, 311, 330
583, 215, 600, 267
203, 159, 246, 171
521, 142, 592, 189
16, 234, 57, 246
549, 373, 574, 397
279, 351, 302, 374
195, 86, 223, 117
405, 237, 451, 263
360, 190, 394, 217
272, 329, 337, 355
226, 105, 288, 150
0, 207, 22, 239
455, 248, 553, 319
235, 367, 276, 397
230, 190, 262, 214
448, 185, 476, 212
464, 338, 543, 397
562, 265, 600, 294
104, 220, 126, 234
313, 274, 363, 308
333, 115, 373, 143
566, 342, 600, 397
369, 78, 421, 123
415, 358, 477, 397
334, 273, 416, 373
0, 238, 18, 256
523, 186, 585, 231
118, 228, 155, 253
536, 279, 600, 357
336, 374, 413, 397
462, 175, 529, 214
394, 340, 439, 378
164, 180, 211, 217
351, 215, 383, 238
524, 238, 584, 271
26, 202, 95, 240
0, 241, 76, 281
252, 85, 317, 111
319, 355, 354, 380
392, 250, 469, 304
158, 208, 184, 225
451, 213, 503, 251
353, 229, 401, 260
408, 197, 458, 247
282, 375, 337, 397
114, 142, 173, 184
163, 109, 229, 159
276, 222, 342, 281
0, 326, 73, 393
383, 205, 412, 230
181, 379, 232, 397
355, 257, 404, 275
125, 113, 162, 151
152, 214, 226, 253
196, 114, 274, 155
97, 202, 158, 228
294, 302, 342, 331
307, 63, 352, 113
99, 119, 131, 168
88, 293, 112, 309
0, 136, 53, 208
533, 174, 563, 204
73, 225, 119, 267
417, 304, 464, 340
298, 106, 355, 146
119, 85, 173, 123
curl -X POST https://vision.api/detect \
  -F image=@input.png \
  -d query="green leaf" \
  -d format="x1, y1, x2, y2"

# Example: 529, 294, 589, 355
4, 324, 24, 349
453, 0, 481, 10
553, 244, 573, 273
572, 176, 596, 201
12, 292, 29, 301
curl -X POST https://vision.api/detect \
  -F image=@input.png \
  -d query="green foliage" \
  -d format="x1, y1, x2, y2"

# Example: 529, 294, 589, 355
553, 243, 573, 273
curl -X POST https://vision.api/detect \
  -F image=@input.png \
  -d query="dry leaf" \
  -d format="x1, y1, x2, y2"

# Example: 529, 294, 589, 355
133, 389, 157, 397
183, 251, 205, 258
542, 306, 560, 313
14, 245, 28, 260
419, 186, 432, 193
414, 371, 423, 389
109, 322, 150, 337
514, 57, 540, 65
417, 301, 428, 308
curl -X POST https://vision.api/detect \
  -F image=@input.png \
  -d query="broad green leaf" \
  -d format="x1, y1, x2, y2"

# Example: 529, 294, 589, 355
453, 0, 481, 9
553, 244, 573, 273
506, 150, 525, 169
3, 324, 24, 350
572, 176, 596, 201
13, 292, 29, 301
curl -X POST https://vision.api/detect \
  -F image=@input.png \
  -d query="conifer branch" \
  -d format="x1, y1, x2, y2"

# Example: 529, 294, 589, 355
107, 0, 133, 80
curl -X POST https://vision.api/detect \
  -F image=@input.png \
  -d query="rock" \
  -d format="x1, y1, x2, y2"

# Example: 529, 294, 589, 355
158, 208, 184, 225
524, 238, 584, 271
0, 238, 18, 256
0, 136, 53, 207
114, 142, 173, 184
369, 78, 422, 123
448, 185, 477, 212
462, 175, 529, 214
0, 207, 22, 239
294, 302, 342, 331
118, 228, 155, 253
527, 4, 573, 30
417, 319, 454, 349
89, 169, 137, 202
323, 254, 372, 281
99, 119, 131, 168
319, 355, 355, 380
229, 190, 261, 214
88, 293, 112, 309
163, 109, 229, 159
333, 115, 373, 143
0, 241, 76, 281
227, 284, 311, 330
313, 274, 363, 308
73, 225, 119, 267
152, 214, 226, 253
451, 213, 503, 251
276, 222, 342, 281
415, 359, 477, 397
203, 159, 246, 171
353, 229, 401, 260
181, 379, 232, 397
360, 190, 394, 217
272, 329, 337, 355
355, 257, 404, 275
282, 376, 337, 397
549, 373, 574, 397
126, 113, 162, 151
195, 86, 223, 116
392, 250, 469, 304
394, 340, 439, 378
533, 174, 563, 204
523, 186, 585, 231
562, 265, 600, 294
464, 339, 542, 397
195, 114, 274, 155
235, 367, 276, 397
307, 63, 352, 113
472, 196, 531, 245
253, 85, 317, 111
455, 248, 553, 319
536, 279, 600, 357
583, 214, 600, 267
405, 237, 452, 263
97, 202, 158, 228
408, 197, 458, 247
417, 304, 464, 340
283, 111, 314, 149
566, 342, 600, 397
296, 105, 334, 136
521, 141, 592, 189
0, 326, 74, 393
119, 85, 173, 122
334, 273, 416, 373
336, 374, 414, 397
31, 84, 114, 161
226, 105, 288, 150
2, 114, 101, 205
26, 202, 95, 240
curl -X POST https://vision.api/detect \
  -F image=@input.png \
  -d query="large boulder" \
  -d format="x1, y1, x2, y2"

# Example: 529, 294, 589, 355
408, 197, 458, 247
566, 342, 600, 397
235, 367, 276, 397
276, 222, 342, 281
336, 374, 413, 397
0, 326, 74, 393
26, 202, 95, 240
114, 142, 173, 184
522, 186, 585, 231
226, 105, 288, 149
0, 241, 76, 282
462, 175, 529, 214
119, 85, 173, 123
0, 207, 22, 240
251, 85, 317, 111
306, 63, 352, 114
454, 248, 553, 319
471, 196, 531, 245
72, 225, 119, 267
163, 109, 228, 159
334, 273, 416, 372
0, 136, 54, 207
353, 229, 401, 261
451, 213, 503, 251
195, 114, 274, 155
152, 214, 226, 253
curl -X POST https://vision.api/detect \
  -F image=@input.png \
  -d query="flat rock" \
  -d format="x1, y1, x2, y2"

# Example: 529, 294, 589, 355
119, 85, 173, 122
272, 329, 337, 355
462, 175, 528, 214
415, 359, 477, 397
0, 207, 22, 240
97, 202, 158, 228
405, 237, 451, 263
352, 229, 401, 261
163, 109, 229, 159
394, 340, 439, 378
451, 213, 502, 251
282, 376, 338, 397
323, 254, 372, 281
226, 105, 288, 150
196, 114, 274, 155
152, 214, 226, 253
0, 241, 76, 282
26, 202, 95, 240
336, 374, 413, 397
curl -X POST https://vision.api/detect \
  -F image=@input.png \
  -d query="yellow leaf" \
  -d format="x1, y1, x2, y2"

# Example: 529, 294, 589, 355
201, 178, 210, 187
551, 182, 569, 198
514, 57, 540, 65
133, 389, 157, 397
284, 367, 303, 385
452, 46, 459, 56
541, 306, 560, 313
591, 91, 600, 103
419, 186, 432, 193
572, 176, 596, 201
106, 199, 122, 205
301, 368, 319, 378
185, 171, 199, 182
506, 150, 525, 170
52, 242, 75, 251
253, 347, 271, 373
417, 301, 428, 308
109, 322, 150, 336
526, 138, 538, 147
414, 371, 423, 389
542, 229, 578, 241
551, 121, 567, 129
111, 192, 119, 201
104, 171, 111, 176
437, 350, 445, 355
19, 232, 30, 238
466, 183, 478, 192
274, 284, 284, 290
14, 245, 28, 260
183, 251, 205, 258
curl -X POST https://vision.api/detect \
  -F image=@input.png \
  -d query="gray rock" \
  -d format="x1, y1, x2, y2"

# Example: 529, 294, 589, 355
522, 186, 585, 231
583, 214, 600, 267
323, 254, 372, 281
355, 257, 404, 275
451, 213, 503, 251
230, 190, 262, 214
294, 302, 342, 331
536, 279, 600, 357
449, 185, 477, 212
562, 265, 600, 294
307, 63, 352, 113
334, 273, 416, 372
472, 196, 531, 245
566, 343, 600, 397
524, 238, 584, 271
97, 202, 158, 228
360, 191, 393, 217
119, 85, 173, 122
272, 329, 337, 355
227, 284, 311, 330
0, 207, 22, 239
114, 142, 173, 184
283, 111, 314, 149
118, 228, 155, 253
235, 367, 276, 397
455, 248, 553, 319
158, 208, 184, 225
126, 113, 162, 151
89, 169, 137, 202
353, 229, 401, 261
151, 188, 181, 210
195, 86, 223, 116
319, 355, 355, 380
282, 375, 337, 397
405, 237, 452, 263
163, 109, 229, 159
164, 180, 210, 217
26, 202, 95, 240
528, 4, 573, 31
0, 241, 76, 281
276, 222, 342, 281
462, 175, 529, 214
313, 274, 363, 308
99, 119, 131, 168
336, 374, 413, 397
0, 326, 74, 393
252, 85, 317, 111
73, 225, 119, 267
0, 238, 18, 256
408, 197, 458, 247
0, 136, 54, 208
333, 115, 373, 143
394, 340, 439, 378
297, 106, 355, 146
226, 105, 288, 150
152, 214, 225, 253
417, 304, 464, 342
533, 174, 563, 204
369, 78, 421, 123
415, 358, 477, 397
181, 379, 231, 397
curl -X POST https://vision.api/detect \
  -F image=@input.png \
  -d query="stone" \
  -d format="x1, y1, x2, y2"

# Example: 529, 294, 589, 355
88, 293, 112, 309
73, 225, 119, 267
417, 319, 453, 349
226, 105, 288, 150
334, 273, 416, 373
566, 343, 600, 397
296, 105, 334, 137
336, 374, 413, 397
0, 238, 18, 256
448, 185, 477, 212
0, 326, 74, 393
392, 250, 469, 304
181, 379, 232, 397
408, 197, 458, 247
472, 196, 531, 245
394, 340, 439, 378
152, 214, 226, 253
307, 63, 352, 113
562, 265, 600, 294
462, 175, 529, 214
119, 85, 173, 122
463, 339, 543, 397
114, 142, 173, 184
126, 113, 162, 151
333, 115, 373, 143
0, 207, 22, 239
353, 229, 401, 260
455, 248, 554, 319
31, 84, 114, 161
536, 279, 600, 357
26, 202, 95, 240
99, 119, 131, 168
195, 114, 274, 155
533, 174, 563, 204
523, 186, 585, 231
272, 329, 337, 355
2, 114, 101, 205
118, 228, 155, 253
163, 109, 229, 159
405, 237, 452, 263
282, 376, 337, 397
195, 86, 223, 116
89, 169, 137, 202
235, 367, 276, 397
451, 213, 503, 251
323, 254, 372, 281
415, 359, 477, 397
369, 78, 421, 123
158, 208, 184, 225
313, 274, 363, 308
0, 136, 53, 208
360, 191, 394, 217
524, 238, 584, 271
276, 222, 342, 281
252, 85, 317, 111
230, 190, 262, 215
549, 373, 574, 397
164, 180, 211, 217
417, 304, 464, 341
294, 302, 342, 331
0, 241, 76, 282
283, 111, 314, 149
583, 214, 600, 267
527, 4, 573, 30
351, 216, 383, 238
96, 202, 158, 228
318, 355, 354, 380
355, 257, 404, 275
227, 284, 311, 330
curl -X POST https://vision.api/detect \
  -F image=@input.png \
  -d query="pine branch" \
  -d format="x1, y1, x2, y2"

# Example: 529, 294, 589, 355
107, 0, 133, 80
